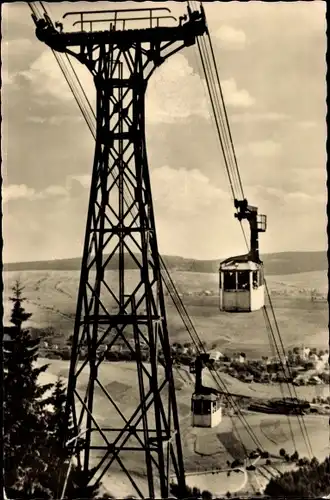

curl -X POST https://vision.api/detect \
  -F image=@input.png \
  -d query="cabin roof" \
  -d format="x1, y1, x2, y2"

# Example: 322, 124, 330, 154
192, 392, 222, 401
220, 261, 261, 271
220, 254, 262, 270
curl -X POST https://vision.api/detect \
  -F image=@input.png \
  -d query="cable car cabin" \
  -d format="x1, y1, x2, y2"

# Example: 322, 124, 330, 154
191, 392, 223, 428
219, 255, 264, 312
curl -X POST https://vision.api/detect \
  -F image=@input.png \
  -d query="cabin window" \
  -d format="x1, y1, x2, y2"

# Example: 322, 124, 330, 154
192, 399, 203, 415
259, 268, 264, 286
237, 271, 250, 290
223, 271, 236, 291
204, 401, 211, 414
252, 271, 259, 289
214, 399, 221, 412
257, 214, 267, 231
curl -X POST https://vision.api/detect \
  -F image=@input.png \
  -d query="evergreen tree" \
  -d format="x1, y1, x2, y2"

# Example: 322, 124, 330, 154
4, 281, 100, 499
43, 377, 100, 499
4, 280, 53, 496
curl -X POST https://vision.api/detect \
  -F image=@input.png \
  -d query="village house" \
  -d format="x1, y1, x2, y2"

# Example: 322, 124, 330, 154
308, 375, 322, 385
208, 350, 224, 362
111, 344, 123, 353
319, 352, 329, 364
188, 344, 197, 355
301, 346, 311, 360
233, 353, 246, 364
242, 373, 254, 383
260, 371, 271, 383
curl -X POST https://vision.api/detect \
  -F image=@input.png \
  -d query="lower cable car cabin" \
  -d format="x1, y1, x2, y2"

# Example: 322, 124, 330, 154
219, 254, 265, 312
191, 392, 223, 428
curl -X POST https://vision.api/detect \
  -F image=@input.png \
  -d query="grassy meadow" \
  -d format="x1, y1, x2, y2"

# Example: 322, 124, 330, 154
3, 269, 328, 357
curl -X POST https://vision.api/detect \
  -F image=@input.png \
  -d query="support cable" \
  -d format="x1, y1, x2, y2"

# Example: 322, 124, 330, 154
30, 1, 279, 458
197, 34, 242, 200
205, 29, 245, 199
194, 1, 313, 458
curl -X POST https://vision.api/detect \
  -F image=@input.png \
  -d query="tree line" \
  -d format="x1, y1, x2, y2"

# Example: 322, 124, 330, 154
265, 456, 330, 497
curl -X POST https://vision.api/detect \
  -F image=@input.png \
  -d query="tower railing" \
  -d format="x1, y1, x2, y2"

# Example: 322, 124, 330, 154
63, 8, 177, 32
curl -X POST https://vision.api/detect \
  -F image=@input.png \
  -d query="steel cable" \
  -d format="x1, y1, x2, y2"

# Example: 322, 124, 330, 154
29, 1, 305, 464
193, 2, 313, 458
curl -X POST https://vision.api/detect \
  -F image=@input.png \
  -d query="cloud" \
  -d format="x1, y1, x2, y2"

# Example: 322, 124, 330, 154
150, 165, 230, 215
286, 191, 324, 203
3, 166, 326, 263
2, 38, 37, 88
3, 38, 33, 57
221, 79, 255, 108
2, 72, 14, 86
61, 166, 231, 215
21, 49, 95, 104
298, 121, 317, 129
3, 183, 68, 204
43, 185, 68, 197
214, 25, 247, 48
68, 175, 91, 189
26, 115, 83, 126
21, 48, 254, 128
3, 184, 36, 204
230, 112, 290, 124
146, 54, 209, 123
26, 116, 46, 124
247, 140, 282, 157
247, 184, 325, 208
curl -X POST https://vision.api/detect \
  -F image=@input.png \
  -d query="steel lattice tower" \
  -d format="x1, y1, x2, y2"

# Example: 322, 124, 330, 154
33, 6, 206, 498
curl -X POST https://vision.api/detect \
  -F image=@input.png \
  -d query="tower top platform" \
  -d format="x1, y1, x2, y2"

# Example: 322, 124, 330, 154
33, 6, 207, 48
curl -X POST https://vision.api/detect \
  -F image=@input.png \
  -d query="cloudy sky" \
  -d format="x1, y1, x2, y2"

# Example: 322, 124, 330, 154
2, 1, 327, 263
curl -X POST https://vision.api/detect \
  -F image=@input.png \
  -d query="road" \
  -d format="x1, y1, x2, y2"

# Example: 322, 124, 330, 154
182, 455, 263, 496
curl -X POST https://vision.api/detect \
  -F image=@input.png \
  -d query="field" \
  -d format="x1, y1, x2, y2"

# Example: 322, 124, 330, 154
3, 269, 328, 357
4, 266, 328, 497
38, 358, 329, 497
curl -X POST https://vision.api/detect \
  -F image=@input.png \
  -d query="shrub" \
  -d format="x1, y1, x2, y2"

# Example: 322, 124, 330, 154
170, 482, 201, 499
264, 456, 330, 497
298, 457, 309, 467
201, 490, 213, 500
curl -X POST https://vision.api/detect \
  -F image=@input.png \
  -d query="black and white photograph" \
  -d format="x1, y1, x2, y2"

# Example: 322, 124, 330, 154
1, 1, 328, 498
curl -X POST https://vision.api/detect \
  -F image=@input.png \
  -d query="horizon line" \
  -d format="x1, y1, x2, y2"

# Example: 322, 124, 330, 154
3, 249, 327, 266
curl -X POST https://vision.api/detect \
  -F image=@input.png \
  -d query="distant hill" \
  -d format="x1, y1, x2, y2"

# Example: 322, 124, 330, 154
3, 251, 327, 276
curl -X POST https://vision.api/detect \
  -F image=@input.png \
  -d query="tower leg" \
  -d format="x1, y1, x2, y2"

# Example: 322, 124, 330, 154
65, 41, 186, 498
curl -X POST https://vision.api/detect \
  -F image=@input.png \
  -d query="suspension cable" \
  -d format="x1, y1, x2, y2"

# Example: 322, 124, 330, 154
38, 3, 265, 453
198, 34, 242, 200
195, 36, 236, 201
193, 0, 313, 458
205, 29, 245, 199
30, 2, 308, 459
